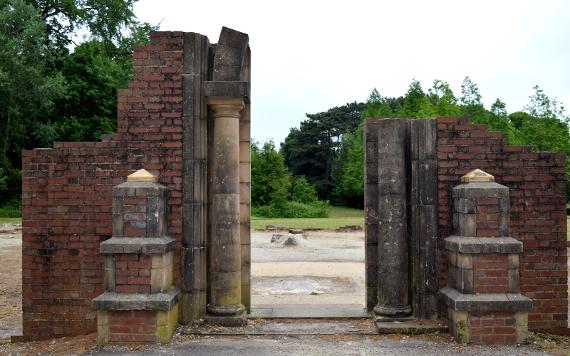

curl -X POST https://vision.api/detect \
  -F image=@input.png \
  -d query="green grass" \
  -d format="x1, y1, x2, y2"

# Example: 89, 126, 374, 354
0, 217, 21, 225
251, 206, 364, 230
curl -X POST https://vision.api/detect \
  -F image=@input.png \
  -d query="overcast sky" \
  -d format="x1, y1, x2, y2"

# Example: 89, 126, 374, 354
134, 0, 570, 145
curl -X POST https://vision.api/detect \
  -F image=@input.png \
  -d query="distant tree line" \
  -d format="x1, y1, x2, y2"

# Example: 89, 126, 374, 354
0, 0, 155, 215
264, 77, 569, 210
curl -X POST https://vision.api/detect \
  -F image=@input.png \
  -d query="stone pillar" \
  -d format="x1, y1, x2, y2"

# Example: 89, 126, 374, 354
205, 97, 246, 325
373, 119, 411, 317
92, 169, 179, 345
440, 169, 532, 344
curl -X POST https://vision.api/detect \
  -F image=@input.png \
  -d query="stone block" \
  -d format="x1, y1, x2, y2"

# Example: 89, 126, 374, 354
444, 236, 523, 254
204, 81, 249, 98
92, 286, 180, 311
439, 286, 532, 312
100, 236, 176, 255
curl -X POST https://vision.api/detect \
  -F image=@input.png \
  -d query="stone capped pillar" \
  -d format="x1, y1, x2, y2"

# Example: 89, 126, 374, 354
205, 97, 246, 325
373, 119, 412, 317
92, 169, 179, 344
440, 169, 532, 344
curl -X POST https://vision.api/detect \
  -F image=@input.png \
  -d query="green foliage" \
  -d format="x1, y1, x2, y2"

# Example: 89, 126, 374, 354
286, 77, 570, 208
252, 200, 330, 219
251, 140, 330, 218
25, 0, 138, 55
291, 176, 319, 204
281, 102, 365, 199
0, 0, 153, 208
0, 198, 21, 218
251, 140, 291, 207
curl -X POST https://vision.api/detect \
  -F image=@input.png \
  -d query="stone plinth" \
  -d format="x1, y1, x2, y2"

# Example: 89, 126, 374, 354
440, 169, 532, 344
92, 170, 179, 344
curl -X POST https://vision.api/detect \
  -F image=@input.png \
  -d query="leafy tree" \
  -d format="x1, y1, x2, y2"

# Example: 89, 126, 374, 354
251, 141, 291, 207
291, 176, 319, 204
25, 0, 138, 56
281, 102, 365, 199
0, 0, 66, 204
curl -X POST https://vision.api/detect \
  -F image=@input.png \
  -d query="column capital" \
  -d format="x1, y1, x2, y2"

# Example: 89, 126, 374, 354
207, 97, 245, 118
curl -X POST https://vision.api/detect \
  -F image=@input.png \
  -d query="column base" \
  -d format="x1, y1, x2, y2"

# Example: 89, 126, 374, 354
205, 309, 247, 326
373, 304, 412, 317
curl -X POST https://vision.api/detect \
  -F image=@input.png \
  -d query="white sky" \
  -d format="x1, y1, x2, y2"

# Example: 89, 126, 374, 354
134, 0, 570, 145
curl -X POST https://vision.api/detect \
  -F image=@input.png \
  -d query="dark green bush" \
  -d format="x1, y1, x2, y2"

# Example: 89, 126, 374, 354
0, 199, 21, 218
253, 200, 330, 218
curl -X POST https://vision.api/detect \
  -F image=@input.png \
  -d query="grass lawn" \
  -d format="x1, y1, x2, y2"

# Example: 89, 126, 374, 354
251, 206, 364, 230
0, 217, 21, 225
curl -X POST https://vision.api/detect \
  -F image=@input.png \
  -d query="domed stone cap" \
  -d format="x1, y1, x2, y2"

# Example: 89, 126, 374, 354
460, 169, 494, 183
127, 169, 158, 183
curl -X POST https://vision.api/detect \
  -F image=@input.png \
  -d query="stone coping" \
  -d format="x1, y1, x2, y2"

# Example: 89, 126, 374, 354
92, 286, 179, 311
440, 286, 532, 312
100, 236, 175, 255
444, 236, 523, 254
452, 182, 509, 198
112, 181, 167, 197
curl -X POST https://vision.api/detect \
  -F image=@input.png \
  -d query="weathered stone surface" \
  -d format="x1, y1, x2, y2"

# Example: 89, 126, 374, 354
181, 31, 210, 324
204, 81, 249, 98
452, 182, 509, 198
444, 236, 523, 254
100, 236, 175, 254
212, 27, 249, 82
440, 286, 532, 312
373, 119, 411, 317
92, 287, 180, 311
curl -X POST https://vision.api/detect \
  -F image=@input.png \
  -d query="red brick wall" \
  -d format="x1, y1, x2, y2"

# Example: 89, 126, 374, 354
468, 311, 517, 344
437, 117, 568, 330
21, 31, 185, 340
473, 254, 508, 294
108, 310, 157, 343
115, 255, 152, 293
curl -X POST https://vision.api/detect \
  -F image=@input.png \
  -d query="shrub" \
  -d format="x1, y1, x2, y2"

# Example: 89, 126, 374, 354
0, 199, 21, 218
253, 200, 330, 218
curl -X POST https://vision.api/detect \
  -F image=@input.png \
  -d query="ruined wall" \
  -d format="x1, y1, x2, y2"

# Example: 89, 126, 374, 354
436, 117, 567, 330
21, 32, 185, 340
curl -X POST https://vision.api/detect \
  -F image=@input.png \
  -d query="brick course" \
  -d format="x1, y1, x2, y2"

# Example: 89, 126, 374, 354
21, 31, 185, 340
437, 117, 567, 330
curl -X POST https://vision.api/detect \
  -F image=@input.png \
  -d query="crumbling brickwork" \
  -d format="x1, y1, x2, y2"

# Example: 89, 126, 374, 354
436, 117, 567, 330
21, 31, 185, 340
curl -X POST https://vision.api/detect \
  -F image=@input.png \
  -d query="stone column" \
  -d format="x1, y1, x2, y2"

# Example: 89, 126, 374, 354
373, 119, 412, 317
206, 97, 246, 325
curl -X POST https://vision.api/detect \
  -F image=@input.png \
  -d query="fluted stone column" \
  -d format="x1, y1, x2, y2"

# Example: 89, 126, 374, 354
206, 97, 246, 325
373, 119, 412, 318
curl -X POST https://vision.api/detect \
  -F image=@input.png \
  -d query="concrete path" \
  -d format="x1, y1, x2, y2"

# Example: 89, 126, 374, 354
89, 335, 551, 355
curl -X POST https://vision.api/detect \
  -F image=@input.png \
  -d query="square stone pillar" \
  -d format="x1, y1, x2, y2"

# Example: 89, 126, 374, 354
440, 169, 532, 344
92, 169, 180, 344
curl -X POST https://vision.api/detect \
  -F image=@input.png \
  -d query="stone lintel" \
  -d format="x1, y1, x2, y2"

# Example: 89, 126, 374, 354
452, 182, 509, 198
440, 286, 532, 312
92, 287, 179, 311
112, 181, 167, 197
204, 81, 249, 100
444, 236, 523, 254
100, 236, 175, 255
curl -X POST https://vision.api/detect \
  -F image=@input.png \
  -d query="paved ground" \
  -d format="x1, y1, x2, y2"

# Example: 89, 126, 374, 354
0, 224, 22, 340
251, 230, 365, 316
88, 335, 552, 356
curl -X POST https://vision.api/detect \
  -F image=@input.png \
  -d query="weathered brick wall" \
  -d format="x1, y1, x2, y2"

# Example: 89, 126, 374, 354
21, 31, 185, 340
437, 117, 567, 330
